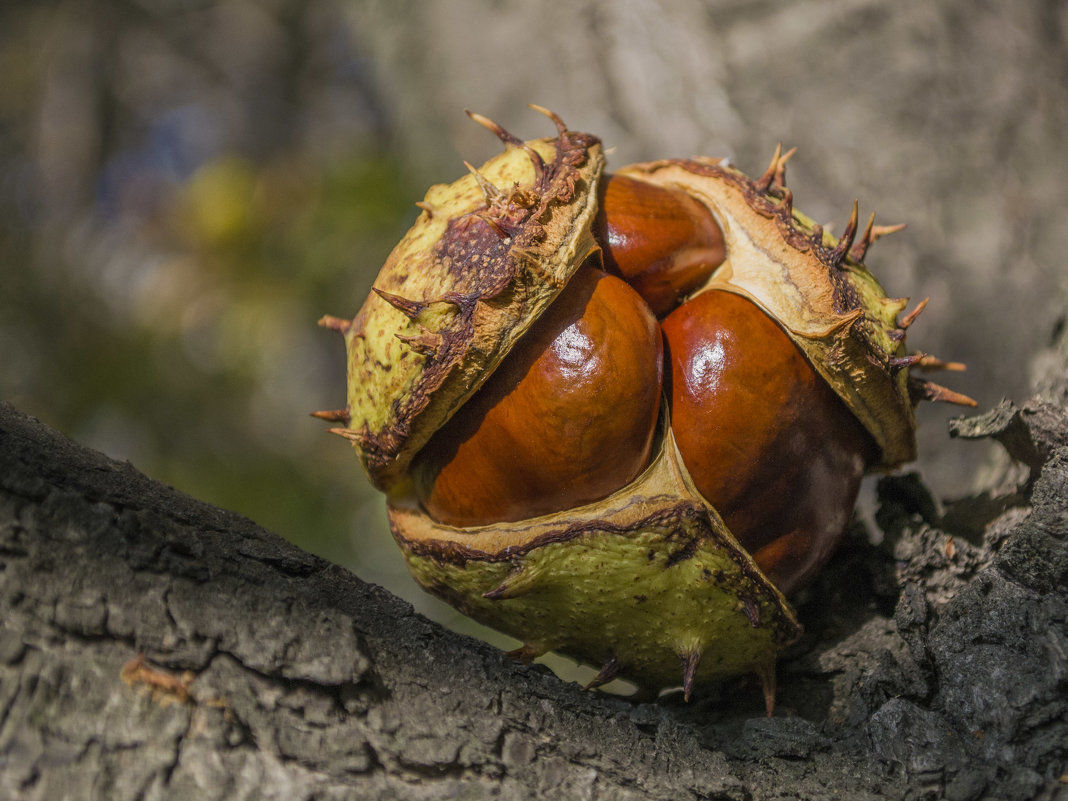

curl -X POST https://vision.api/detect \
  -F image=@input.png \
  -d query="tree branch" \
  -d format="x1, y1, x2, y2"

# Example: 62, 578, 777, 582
1, 400, 1065, 800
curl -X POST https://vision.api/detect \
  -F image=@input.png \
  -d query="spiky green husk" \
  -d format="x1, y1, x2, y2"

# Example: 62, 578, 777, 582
319, 112, 975, 707
388, 430, 802, 698
334, 124, 604, 491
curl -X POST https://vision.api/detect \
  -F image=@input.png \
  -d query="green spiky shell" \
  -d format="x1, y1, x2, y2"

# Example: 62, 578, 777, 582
390, 427, 802, 694
340, 125, 604, 491
324, 112, 944, 703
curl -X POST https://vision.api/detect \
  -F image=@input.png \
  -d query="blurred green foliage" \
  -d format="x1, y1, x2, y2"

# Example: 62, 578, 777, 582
0, 1, 419, 571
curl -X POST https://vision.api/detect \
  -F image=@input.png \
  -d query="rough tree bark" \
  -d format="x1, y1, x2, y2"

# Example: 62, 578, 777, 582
2, 326, 1067, 799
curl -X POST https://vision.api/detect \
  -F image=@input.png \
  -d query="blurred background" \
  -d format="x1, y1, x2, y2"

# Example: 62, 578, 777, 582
3, 0, 1066, 679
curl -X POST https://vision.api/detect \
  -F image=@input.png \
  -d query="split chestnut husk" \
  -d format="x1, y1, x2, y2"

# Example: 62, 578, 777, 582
317, 108, 974, 712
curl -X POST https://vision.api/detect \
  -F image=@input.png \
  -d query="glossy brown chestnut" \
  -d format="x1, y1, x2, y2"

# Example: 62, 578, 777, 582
594, 174, 726, 317
412, 264, 664, 528
661, 289, 879, 595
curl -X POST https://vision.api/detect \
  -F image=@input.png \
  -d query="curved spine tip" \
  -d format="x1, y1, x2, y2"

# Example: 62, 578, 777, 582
870, 222, 907, 242
326, 427, 362, 442
757, 145, 798, 192
317, 315, 351, 334
850, 212, 878, 261
680, 650, 702, 702
310, 408, 350, 423
908, 377, 978, 407
831, 200, 861, 265
528, 103, 568, 137
755, 662, 777, 718
918, 355, 967, 372
505, 643, 544, 665
583, 655, 622, 691
465, 109, 524, 147
898, 297, 930, 330
755, 143, 783, 192
373, 287, 428, 320
775, 147, 797, 189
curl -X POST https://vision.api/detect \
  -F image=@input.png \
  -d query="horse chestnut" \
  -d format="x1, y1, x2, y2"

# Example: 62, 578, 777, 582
594, 174, 726, 316
318, 108, 974, 711
411, 263, 663, 527
661, 289, 877, 596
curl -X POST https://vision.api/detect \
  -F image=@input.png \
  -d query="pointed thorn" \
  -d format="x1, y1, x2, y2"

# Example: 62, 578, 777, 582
831, 201, 861, 265
505, 643, 544, 665
583, 655, 622, 691
528, 104, 569, 137
327, 427, 362, 443
899, 297, 930, 329
680, 650, 702, 702
373, 287, 427, 319
755, 662, 777, 717
463, 161, 502, 204
310, 409, 350, 423
395, 329, 443, 356
754, 143, 783, 192
918, 355, 967, 372
415, 200, 435, 218
870, 222, 907, 242
774, 147, 797, 189
909, 377, 979, 407
465, 109, 524, 147
889, 353, 926, 372
850, 212, 878, 261
317, 315, 351, 333
465, 108, 523, 148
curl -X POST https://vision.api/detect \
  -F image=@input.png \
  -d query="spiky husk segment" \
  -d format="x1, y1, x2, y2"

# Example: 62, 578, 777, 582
615, 154, 920, 468
329, 113, 604, 491
389, 428, 802, 705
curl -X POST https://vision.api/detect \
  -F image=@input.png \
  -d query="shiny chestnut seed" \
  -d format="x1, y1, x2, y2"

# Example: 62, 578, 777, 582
412, 264, 664, 528
661, 290, 879, 596
593, 174, 727, 316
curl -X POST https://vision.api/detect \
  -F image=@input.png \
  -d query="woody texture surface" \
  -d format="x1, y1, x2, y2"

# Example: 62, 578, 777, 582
1, 333, 1067, 799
